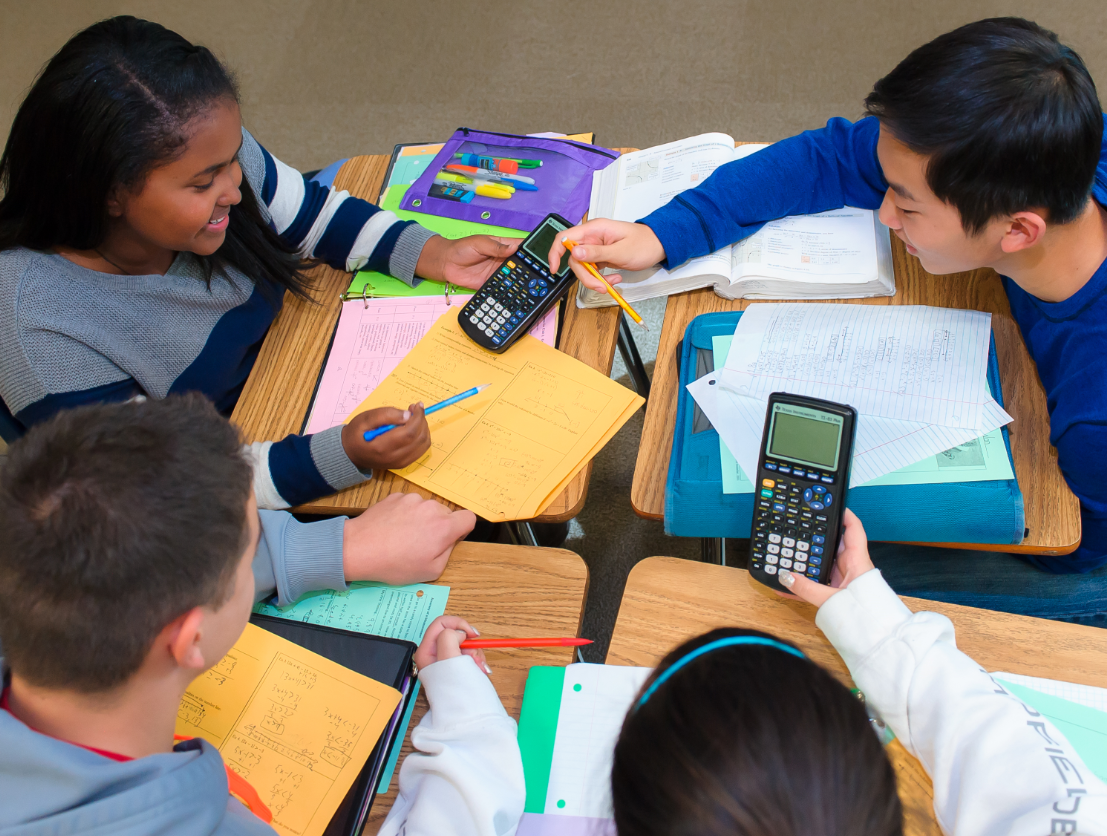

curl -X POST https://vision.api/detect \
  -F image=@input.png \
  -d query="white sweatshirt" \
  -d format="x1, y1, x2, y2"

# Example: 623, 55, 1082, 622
816, 569, 1107, 836
378, 655, 526, 836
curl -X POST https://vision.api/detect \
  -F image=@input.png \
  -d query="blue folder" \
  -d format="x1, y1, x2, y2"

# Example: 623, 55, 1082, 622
664, 311, 1025, 543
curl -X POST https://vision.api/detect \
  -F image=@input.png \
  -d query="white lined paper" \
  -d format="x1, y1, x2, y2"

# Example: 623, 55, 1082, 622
719, 304, 996, 430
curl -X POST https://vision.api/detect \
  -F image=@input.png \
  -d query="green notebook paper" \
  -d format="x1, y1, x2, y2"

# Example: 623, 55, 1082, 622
347, 185, 528, 299
517, 666, 566, 814
997, 679, 1107, 783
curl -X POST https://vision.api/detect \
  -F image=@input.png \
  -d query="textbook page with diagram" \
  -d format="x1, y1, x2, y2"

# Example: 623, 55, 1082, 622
578, 134, 894, 307
175, 623, 402, 836
346, 308, 644, 521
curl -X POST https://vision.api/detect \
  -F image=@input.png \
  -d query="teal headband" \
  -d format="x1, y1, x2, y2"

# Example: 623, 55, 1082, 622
634, 636, 806, 711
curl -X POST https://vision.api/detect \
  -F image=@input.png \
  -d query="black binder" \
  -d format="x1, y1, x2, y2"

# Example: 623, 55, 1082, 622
249, 614, 417, 836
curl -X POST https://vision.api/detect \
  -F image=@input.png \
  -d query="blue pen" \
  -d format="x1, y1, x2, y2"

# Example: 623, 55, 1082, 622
362, 384, 491, 442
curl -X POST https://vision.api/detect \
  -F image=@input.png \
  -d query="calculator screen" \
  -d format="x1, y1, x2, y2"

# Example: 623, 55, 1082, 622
523, 217, 572, 276
767, 404, 843, 470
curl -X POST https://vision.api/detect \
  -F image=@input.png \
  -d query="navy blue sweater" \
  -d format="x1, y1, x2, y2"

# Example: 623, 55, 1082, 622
640, 116, 1107, 573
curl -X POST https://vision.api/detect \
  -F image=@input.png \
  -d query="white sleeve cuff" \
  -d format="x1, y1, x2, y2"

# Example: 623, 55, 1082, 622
815, 569, 914, 667
418, 655, 508, 729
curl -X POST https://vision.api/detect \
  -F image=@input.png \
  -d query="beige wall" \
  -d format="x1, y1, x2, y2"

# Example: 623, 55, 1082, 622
3, 1, 1105, 172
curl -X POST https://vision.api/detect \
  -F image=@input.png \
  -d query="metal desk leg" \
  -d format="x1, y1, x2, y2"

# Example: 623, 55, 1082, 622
507, 521, 540, 547
617, 312, 651, 399
701, 537, 726, 566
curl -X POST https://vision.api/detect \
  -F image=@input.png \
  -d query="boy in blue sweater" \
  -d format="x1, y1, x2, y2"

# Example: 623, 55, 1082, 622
553, 18, 1107, 621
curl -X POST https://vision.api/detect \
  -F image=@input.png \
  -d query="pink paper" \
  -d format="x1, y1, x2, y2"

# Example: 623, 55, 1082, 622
304, 295, 558, 434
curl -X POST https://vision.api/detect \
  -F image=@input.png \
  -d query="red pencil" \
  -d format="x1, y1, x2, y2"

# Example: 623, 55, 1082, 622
459, 637, 593, 649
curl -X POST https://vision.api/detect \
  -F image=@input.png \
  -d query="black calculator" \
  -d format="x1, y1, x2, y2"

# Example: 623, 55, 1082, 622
750, 393, 857, 592
459, 213, 575, 352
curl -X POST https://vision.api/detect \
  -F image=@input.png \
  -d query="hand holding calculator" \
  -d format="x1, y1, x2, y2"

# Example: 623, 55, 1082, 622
458, 213, 576, 352
750, 394, 857, 592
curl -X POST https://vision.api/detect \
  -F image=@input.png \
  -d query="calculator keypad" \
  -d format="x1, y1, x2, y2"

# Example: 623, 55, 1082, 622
461, 254, 559, 348
751, 462, 836, 583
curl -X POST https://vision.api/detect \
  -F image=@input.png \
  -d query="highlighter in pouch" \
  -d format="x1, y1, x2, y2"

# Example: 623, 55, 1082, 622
749, 393, 857, 592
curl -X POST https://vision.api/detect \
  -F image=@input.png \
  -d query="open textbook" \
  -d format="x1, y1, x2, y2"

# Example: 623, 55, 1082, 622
578, 134, 895, 307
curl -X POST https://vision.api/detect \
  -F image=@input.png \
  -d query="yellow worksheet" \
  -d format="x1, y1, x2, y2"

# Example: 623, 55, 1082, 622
349, 308, 644, 520
175, 623, 401, 836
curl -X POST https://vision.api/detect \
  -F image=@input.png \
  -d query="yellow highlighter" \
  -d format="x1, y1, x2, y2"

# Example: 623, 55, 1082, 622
561, 238, 648, 330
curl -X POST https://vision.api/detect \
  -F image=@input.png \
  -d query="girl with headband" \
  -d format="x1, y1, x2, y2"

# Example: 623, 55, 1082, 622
613, 510, 1107, 836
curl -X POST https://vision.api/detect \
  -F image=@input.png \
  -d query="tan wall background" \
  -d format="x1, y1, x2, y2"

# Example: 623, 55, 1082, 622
3, 1, 1105, 172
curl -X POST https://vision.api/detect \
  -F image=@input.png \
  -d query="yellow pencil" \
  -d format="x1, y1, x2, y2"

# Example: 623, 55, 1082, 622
561, 238, 648, 331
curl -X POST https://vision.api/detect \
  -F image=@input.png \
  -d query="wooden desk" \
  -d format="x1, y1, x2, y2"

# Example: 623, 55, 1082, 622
365, 541, 589, 834
629, 237, 1081, 555
608, 556, 1107, 836
231, 155, 622, 522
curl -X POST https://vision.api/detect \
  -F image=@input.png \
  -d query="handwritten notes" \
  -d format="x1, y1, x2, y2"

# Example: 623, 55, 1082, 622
254, 581, 449, 644
176, 623, 400, 836
305, 296, 557, 435
720, 303, 997, 429
347, 309, 643, 521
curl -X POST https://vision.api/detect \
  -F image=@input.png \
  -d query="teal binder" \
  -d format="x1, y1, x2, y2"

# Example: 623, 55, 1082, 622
665, 312, 1025, 543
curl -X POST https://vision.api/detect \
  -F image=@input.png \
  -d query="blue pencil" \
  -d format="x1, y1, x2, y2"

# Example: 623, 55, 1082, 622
362, 384, 491, 442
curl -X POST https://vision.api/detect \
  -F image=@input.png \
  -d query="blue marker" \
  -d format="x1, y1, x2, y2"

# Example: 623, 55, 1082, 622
363, 384, 491, 442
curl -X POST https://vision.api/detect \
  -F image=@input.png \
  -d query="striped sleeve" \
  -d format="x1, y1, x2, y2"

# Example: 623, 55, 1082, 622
238, 128, 438, 285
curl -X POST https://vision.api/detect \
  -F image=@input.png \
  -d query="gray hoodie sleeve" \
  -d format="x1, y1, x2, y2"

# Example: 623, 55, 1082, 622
252, 510, 349, 606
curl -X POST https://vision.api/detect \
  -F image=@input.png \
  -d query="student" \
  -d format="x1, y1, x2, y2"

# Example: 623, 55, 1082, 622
551, 18, 1107, 619
613, 511, 1107, 836
0, 395, 522, 836
0, 15, 518, 513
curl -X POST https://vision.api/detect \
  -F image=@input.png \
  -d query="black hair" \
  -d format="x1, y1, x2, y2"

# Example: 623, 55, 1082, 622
0, 394, 254, 693
865, 17, 1102, 234
0, 15, 312, 298
612, 628, 903, 836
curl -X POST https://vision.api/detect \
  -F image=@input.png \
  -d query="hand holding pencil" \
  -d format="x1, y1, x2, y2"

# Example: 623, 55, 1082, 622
548, 219, 667, 330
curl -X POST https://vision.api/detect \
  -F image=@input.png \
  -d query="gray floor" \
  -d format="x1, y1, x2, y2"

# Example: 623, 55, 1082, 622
3, 1, 1106, 659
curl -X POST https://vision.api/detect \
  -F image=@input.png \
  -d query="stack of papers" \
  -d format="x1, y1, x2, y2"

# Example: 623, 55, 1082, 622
305, 295, 555, 435
690, 303, 1014, 488
348, 309, 644, 521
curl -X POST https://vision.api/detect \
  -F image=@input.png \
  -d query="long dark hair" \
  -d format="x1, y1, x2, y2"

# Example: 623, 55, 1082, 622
0, 16, 312, 298
612, 628, 903, 836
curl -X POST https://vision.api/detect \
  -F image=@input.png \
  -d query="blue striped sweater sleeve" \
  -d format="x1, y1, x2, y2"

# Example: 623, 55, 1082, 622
639, 117, 889, 268
238, 129, 438, 285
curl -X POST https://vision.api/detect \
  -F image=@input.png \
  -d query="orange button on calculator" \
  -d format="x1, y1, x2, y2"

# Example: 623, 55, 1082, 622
762, 479, 775, 488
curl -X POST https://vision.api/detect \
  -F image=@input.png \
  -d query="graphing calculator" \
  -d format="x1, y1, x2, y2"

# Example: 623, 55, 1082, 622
750, 393, 857, 592
459, 213, 575, 353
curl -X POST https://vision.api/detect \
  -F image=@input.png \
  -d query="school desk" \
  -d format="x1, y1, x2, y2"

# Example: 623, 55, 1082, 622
607, 556, 1107, 836
629, 175, 1081, 555
230, 153, 627, 525
364, 540, 589, 834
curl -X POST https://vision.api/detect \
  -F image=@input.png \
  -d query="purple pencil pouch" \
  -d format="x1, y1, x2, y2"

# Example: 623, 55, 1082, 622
400, 128, 618, 230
